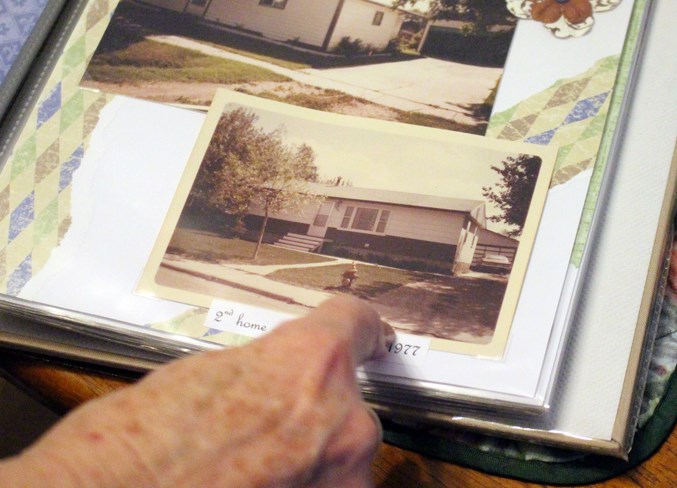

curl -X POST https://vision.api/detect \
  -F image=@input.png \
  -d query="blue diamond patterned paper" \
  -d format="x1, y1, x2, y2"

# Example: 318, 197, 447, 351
59, 145, 84, 191
203, 328, 224, 338
563, 92, 610, 126
9, 191, 33, 241
37, 82, 61, 127
7, 253, 31, 295
525, 129, 557, 146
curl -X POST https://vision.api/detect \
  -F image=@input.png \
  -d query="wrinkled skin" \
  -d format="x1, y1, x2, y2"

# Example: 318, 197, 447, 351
0, 296, 394, 488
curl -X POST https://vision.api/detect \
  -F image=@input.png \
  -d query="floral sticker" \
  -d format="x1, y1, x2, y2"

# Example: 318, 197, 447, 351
506, 0, 622, 38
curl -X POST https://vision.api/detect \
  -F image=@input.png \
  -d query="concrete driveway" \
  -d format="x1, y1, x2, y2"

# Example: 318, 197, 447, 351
149, 35, 501, 126
304, 58, 503, 122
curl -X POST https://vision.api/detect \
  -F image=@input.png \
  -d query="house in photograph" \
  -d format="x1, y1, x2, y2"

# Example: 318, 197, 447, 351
139, 0, 419, 52
245, 183, 487, 275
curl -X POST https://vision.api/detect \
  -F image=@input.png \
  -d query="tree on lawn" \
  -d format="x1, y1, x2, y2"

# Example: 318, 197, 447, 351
394, 0, 515, 33
189, 108, 262, 216
247, 139, 320, 260
482, 154, 541, 237
198, 108, 320, 259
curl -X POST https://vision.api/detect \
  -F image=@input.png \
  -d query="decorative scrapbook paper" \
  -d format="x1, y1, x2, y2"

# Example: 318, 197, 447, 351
487, 54, 617, 185
0, 0, 113, 294
0, 0, 48, 83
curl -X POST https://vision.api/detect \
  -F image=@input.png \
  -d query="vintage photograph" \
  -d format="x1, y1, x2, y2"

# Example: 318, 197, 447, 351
81, 0, 517, 135
139, 90, 556, 355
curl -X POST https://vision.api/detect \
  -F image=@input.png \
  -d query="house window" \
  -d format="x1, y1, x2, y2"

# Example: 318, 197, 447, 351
340, 206, 390, 234
372, 11, 384, 26
375, 210, 390, 233
352, 208, 379, 231
259, 0, 288, 9
340, 206, 354, 228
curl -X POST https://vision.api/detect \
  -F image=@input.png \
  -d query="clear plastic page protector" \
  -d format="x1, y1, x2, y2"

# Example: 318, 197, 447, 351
3, 0, 642, 410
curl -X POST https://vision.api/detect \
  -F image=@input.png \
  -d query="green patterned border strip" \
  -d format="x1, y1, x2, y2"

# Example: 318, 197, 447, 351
570, 0, 647, 266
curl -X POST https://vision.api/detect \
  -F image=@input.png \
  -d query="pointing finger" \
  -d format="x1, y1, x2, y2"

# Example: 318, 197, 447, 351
303, 296, 395, 365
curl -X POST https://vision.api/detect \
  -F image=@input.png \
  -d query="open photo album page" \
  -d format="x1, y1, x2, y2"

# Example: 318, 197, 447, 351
0, 0, 643, 406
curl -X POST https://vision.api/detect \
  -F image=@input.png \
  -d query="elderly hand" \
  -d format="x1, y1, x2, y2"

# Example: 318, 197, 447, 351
0, 296, 394, 488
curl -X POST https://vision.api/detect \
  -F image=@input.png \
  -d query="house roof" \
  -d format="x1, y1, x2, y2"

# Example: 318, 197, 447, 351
305, 183, 485, 214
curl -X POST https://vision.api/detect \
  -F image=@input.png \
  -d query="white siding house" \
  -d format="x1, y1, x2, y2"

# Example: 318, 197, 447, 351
328, 0, 406, 51
140, 0, 406, 51
246, 183, 487, 274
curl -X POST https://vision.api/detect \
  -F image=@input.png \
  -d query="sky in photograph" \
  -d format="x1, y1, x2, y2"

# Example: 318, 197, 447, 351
221, 102, 539, 234
227, 103, 518, 189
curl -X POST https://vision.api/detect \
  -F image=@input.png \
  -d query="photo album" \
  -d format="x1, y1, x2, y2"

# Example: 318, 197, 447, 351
1, 0, 671, 455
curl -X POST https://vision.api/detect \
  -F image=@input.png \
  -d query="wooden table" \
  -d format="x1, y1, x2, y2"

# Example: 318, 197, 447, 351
1, 350, 674, 487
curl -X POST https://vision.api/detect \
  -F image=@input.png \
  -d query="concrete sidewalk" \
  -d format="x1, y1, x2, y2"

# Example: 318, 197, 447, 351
163, 257, 335, 308
232, 255, 352, 276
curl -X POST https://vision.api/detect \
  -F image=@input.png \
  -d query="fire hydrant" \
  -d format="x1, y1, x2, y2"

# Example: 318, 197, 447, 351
341, 262, 358, 288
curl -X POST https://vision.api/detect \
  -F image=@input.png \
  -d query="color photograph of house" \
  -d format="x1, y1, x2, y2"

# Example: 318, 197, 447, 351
80, 0, 516, 134
141, 92, 553, 347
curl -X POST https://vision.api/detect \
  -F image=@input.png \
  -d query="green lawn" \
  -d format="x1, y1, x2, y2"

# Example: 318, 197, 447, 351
250, 88, 363, 112
197, 35, 419, 70
200, 40, 312, 71
246, 88, 482, 133
85, 40, 290, 85
167, 228, 333, 266
268, 263, 416, 299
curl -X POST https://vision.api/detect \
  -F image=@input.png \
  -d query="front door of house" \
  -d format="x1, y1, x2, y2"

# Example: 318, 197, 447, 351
184, 0, 209, 17
308, 201, 334, 238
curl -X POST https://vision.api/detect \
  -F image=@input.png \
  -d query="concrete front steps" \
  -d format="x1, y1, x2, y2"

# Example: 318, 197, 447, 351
273, 233, 324, 253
